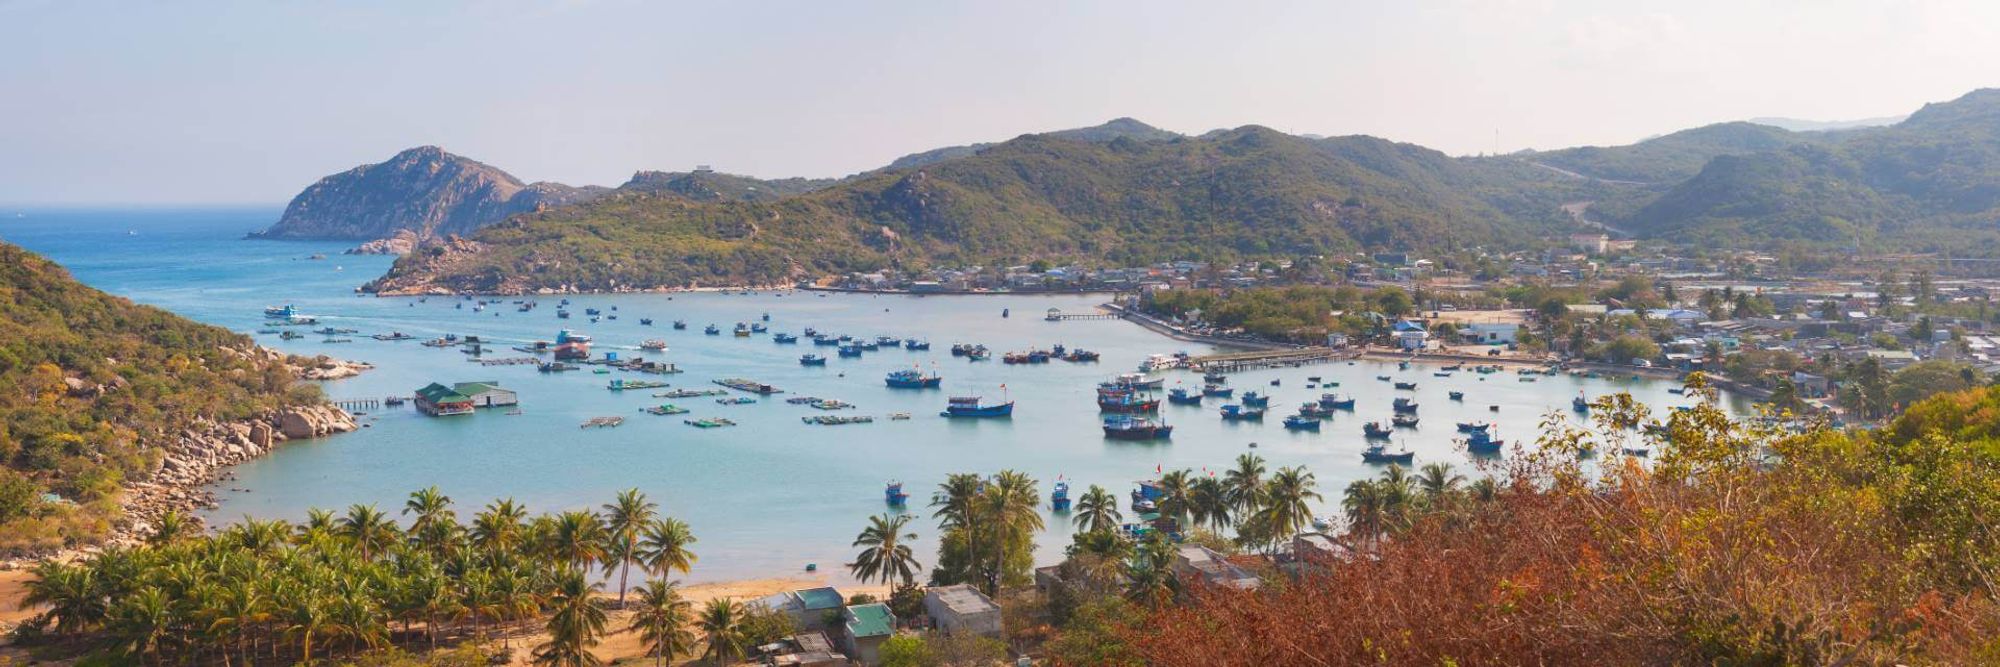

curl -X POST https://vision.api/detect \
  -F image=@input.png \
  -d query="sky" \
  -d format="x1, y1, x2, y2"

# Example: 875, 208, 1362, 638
3, 0, 1999, 204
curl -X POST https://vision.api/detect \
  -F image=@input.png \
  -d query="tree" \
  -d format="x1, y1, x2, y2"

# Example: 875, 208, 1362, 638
1222, 454, 1267, 520
533, 567, 608, 667
1254, 466, 1322, 545
600, 488, 658, 607
878, 634, 932, 667
1415, 462, 1465, 510
696, 598, 747, 663
638, 517, 698, 579
848, 513, 922, 587
337, 504, 400, 561
1123, 535, 1179, 608
547, 510, 607, 571
626, 579, 694, 667
402, 486, 456, 550
1073, 484, 1122, 535
1154, 469, 1196, 527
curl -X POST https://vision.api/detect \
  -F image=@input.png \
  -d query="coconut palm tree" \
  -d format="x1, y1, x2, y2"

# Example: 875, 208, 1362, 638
283, 590, 331, 665
534, 567, 608, 667
848, 513, 922, 587
108, 586, 173, 664
1122, 536, 1178, 608
626, 579, 695, 667
1468, 477, 1502, 503
472, 498, 528, 553
1416, 462, 1466, 510
601, 489, 658, 607
1072, 484, 1122, 534
696, 598, 747, 663
1256, 466, 1322, 543
1154, 469, 1196, 527
206, 579, 268, 667
1190, 476, 1233, 531
402, 486, 456, 551
638, 518, 698, 578
148, 510, 189, 547
1341, 479, 1387, 540
335, 504, 399, 561
1222, 453, 1268, 518
547, 510, 608, 572
21, 560, 106, 635
981, 470, 1043, 594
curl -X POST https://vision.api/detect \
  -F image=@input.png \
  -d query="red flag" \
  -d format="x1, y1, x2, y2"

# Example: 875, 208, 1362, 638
1156, 463, 1162, 473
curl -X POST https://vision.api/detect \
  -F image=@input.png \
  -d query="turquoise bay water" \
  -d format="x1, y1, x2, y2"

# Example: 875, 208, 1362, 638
1, 208, 1731, 584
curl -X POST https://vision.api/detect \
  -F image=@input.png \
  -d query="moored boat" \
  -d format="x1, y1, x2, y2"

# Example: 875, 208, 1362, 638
1455, 421, 1491, 433
1319, 394, 1356, 410
904, 339, 931, 351
1448, 391, 1465, 401
1392, 413, 1420, 428
1462, 428, 1504, 454
704, 324, 720, 335
1393, 397, 1419, 413
885, 368, 943, 389
941, 395, 1014, 418
1116, 372, 1165, 390
1240, 391, 1269, 408
1573, 395, 1591, 412
1362, 443, 1416, 464
1363, 421, 1393, 439
1394, 381, 1418, 390
1051, 481, 1072, 511
1220, 404, 1265, 421
773, 332, 799, 343
1202, 384, 1234, 398
885, 482, 910, 505
1102, 415, 1173, 440
838, 344, 864, 358
1096, 384, 1160, 413
799, 354, 827, 366
1167, 387, 1203, 405
640, 339, 668, 351
672, 320, 687, 330
1283, 414, 1320, 431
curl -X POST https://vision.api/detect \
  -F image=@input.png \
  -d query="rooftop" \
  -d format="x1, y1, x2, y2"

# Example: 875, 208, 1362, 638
926, 584, 1000, 615
794, 586, 846, 611
845, 603, 895, 638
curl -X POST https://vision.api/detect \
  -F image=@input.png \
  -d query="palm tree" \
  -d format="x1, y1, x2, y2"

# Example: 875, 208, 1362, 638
638, 518, 698, 578
981, 470, 1043, 594
534, 567, 608, 667
626, 579, 695, 667
472, 498, 529, 553
108, 586, 173, 664
335, 504, 399, 561
148, 510, 189, 547
600, 489, 658, 607
1154, 469, 1196, 527
1122, 536, 1178, 608
1072, 485, 1122, 534
1415, 462, 1465, 510
547, 510, 608, 572
1189, 476, 1233, 531
1468, 477, 1501, 503
283, 590, 331, 665
1223, 453, 1268, 519
696, 598, 747, 663
1341, 479, 1387, 541
848, 513, 922, 587
402, 486, 456, 550
206, 579, 268, 667
1255, 466, 1322, 543
22, 560, 106, 635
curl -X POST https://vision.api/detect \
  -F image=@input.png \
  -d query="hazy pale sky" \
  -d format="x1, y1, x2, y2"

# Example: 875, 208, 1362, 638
4, 0, 1998, 204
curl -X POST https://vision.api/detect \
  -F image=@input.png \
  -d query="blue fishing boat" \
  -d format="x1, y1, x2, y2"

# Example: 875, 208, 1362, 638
1455, 421, 1491, 433
704, 324, 720, 335
885, 481, 909, 505
1241, 391, 1269, 408
876, 336, 900, 347
1103, 415, 1173, 440
1051, 481, 1072, 511
557, 310, 571, 319
1393, 397, 1419, 413
773, 332, 799, 344
904, 339, 931, 351
1363, 421, 1393, 439
751, 322, 768, 333
799, 354, 827, 366
1097, 384, 1160, 413
1167, 387, 1203, 405
639, 318, 653, 326
803, 327, 818, 337
1296, 402, 1332, 418
859, 340, 880, 351
965, 346, 991, 361
262, 304, 298, 319
733, 323, 752, 337
1394, 381, 1418, 390
1202, 384, 1234, 398
1448, 391, 1465, 401
585, 308, 601, 316
1573, 395, 1590, 412
672, 320, 687, 330
1392, 413, 1419, 428
1283, 414, 1320, 431
1362, 443, 1416, 464
1319, 394, 1356, 410
813, 334, 840, 346
838, 344, 864, 358
941, 395, 1013, 418
761, 312, 771, 322
1219, 404, 1265, 421
885, 368, 943, 389
1462, 428, 1504, 454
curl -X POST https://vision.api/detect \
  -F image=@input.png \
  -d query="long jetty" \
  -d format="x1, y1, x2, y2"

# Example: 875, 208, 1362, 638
1187, 347, 1354, 373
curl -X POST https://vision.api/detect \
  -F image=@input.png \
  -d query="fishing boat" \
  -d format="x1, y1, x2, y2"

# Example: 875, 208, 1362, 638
885, 368, 943, 389
639, 318, 653, 326
1102, 415, 1173, 440
1051, 482, 1072, 511
1398, 361, 1411, 370
1455, 421, 1491, 433
799, 354, 828, 366
904, 339, 931, 351
965, 346, 991, 361
1116, 373, 1165, 390
885, 482, 910, 506
1573, 395, 1590, 412
1296, 402, 1332, 418
1362, 443, 1416, 464
1096, 384, 1160, 413
1462, 428, 1504, 454
585, 308, 602, 316
1448, 391, 1465, 401
1319, 394, 1356, 410
1138, 354, 1178, 372
640, 340, 668, 351
1219, 404, 1265, 421
750, 323, 768, 333
1063, 349, 1101, 362
1362, 421, 1393, 439
875, 335, 900, 346
1167, 387, 1203, 405
1392, 413, 1420, 428
941, 395, 1014, 418
1202, 384, 1234, 398
814, 334, 841, 346
704, 324, 721, 335
1392, 397, 1419, 413
1667, 387, 1686, 395
553, 329, 592, 361
1283, 414, 1321, 431
733, 323, 752, 337
1203, 372, 1228, 384
1307, 376, 1322, 382
951, 343, 976, 357
772, 332, 799, 344
858, 340, 880, 351
262, 304, 299, 319
1376, 375, 1392, 382
672, 320, 688, 330
557, 310, 572, 319
1240, 391, 1270, 408
371, 331, 415, 341
838, 344, 864, 358
1394, 381, 1418, 390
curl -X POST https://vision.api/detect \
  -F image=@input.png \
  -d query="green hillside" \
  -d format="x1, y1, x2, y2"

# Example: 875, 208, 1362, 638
1529, 121, 1814, 184
369, 126, 1594, 292
0, 242, 317, 550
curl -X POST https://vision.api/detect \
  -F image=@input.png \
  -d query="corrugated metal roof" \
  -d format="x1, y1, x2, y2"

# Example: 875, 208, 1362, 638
844, 603, 894, 638
795, 587, 845, 611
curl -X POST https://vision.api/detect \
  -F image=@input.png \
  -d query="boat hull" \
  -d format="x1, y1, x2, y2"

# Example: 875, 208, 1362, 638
941, 403, 1014, 418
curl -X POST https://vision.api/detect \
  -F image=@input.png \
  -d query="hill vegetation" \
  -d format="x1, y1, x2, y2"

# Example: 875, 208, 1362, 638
0, 242, 319, 551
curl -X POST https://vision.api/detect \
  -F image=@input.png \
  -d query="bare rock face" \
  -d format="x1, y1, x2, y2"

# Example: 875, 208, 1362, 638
346, 229, 421, 256
290, 354, 375, 381
278, 404, 359, 439
251, 146, 606, 242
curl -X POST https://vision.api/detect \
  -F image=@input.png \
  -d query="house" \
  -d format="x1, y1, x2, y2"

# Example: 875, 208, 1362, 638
839, 603, 896, 665
757, 632, 845, 667
1457, 323, 1520, 345
413, 383, 474, 416
756, 587, 849, 633
1570, 233, 1609, 254
1171, 544, 1261, 590
922, 584, 1002, 637
451, 381, 516, 408
1791, 371, 1831, 398
1392, 319, 1430, 350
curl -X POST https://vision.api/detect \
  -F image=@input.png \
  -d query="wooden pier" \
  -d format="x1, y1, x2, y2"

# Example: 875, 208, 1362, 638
1044, 308, 1122, 321
331, 398, 380, 411
1187, 347, 1354, 373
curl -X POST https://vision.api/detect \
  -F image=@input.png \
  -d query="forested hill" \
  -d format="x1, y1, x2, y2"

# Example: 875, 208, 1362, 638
1619, 88, 2000, 251
366, 125, 1597, 293
1526, 121, 1819, 184
0, 242, 318, 550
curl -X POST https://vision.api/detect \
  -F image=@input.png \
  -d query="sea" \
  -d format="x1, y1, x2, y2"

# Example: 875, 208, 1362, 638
0, 207, 1737, 584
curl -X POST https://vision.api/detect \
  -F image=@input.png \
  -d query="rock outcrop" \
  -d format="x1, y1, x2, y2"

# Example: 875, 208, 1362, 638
289, 354, 374, 381
345, 229, 421, 256
123, 405, 359, 538
251, 146, 607, 242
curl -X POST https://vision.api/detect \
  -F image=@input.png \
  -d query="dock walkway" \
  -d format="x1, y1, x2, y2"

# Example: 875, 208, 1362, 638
1187, 347, 1355, 372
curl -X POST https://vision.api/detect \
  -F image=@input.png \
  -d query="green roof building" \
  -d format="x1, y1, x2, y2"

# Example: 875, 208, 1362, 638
414, 382, 474, 416
839, 602, 896, 665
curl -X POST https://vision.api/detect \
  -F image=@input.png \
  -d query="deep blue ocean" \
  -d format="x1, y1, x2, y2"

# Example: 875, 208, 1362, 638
0, 207, 1721, 583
